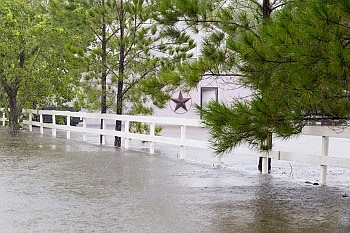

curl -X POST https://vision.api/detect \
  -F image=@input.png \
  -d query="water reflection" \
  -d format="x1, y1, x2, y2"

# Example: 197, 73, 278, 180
249, 176, 350, 233
204, 174, 350, 233
0, 129, 350, 232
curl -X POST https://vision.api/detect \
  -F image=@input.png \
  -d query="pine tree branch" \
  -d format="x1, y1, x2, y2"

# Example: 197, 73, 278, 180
122, 69, 152, 96
203, 72, 244, 77
106, 27, 121, 42
250, 0, 262, 9
271, 2, 291, 11
342, 39, 350, 48
123, 18, 145, 60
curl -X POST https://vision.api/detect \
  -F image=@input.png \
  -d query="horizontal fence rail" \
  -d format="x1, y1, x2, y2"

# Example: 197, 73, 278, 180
1, 108, 350, 185
21, 109, 209, 161
268, 126, 350, 184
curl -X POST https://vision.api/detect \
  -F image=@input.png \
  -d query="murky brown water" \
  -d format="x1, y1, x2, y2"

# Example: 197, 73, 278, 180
0, 129, 350, 232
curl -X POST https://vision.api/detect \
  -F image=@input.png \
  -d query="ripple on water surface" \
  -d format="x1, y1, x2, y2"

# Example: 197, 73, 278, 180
0, 129, 349, 233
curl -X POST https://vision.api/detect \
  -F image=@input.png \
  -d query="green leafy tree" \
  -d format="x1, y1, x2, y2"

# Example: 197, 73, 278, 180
0, 0, 81, 134
61, 0, 195, 147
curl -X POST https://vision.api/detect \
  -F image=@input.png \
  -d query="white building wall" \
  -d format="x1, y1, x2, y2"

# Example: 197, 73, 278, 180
154, 27, 252, 119
154, 77, 251, 119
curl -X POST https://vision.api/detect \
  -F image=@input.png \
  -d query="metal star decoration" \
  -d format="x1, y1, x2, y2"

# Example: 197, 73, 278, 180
171, 91, 191, 112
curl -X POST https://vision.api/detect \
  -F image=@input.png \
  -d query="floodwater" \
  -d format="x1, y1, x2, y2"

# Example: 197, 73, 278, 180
1, 129, 350, 232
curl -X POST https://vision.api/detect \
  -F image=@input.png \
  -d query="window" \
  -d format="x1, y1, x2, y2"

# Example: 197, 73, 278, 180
201, 87, 218, 108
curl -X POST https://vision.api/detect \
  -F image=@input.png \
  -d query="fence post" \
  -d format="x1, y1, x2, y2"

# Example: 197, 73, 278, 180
66, 113, 71, 139
214, 154, 222, 167
320, 136, 329, 185
180, 125, 186, 159
124, 120, 130, 149
40, 113, 44, 134
102, 118, 106, 145
261, 154, 269, 174
28, 111, 33, 132
2, 111, 5, 126
52, 112, 56, 137
149, 122, 155, 154
83, 117, 87, 141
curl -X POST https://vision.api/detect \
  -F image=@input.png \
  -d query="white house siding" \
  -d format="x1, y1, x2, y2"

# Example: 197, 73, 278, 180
154, 27, 251, 119
154, 77, 251, 119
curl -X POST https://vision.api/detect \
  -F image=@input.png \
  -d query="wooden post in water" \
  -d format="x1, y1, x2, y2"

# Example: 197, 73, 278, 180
83, 117, 87, 141
40, 114, 44, 134
259, 133, 272, 174
2, 112, 5, 126
52, 112, 56, 137
321, 136, 329, 185
180, 125, 186, 159
149, 122, 155, 154
101, 119, 106, 145
261, 154, 269, 174
28, 112, 32, 132
66, 114, 71, 139
214, 154, 222, 167
124, 121, 130, 149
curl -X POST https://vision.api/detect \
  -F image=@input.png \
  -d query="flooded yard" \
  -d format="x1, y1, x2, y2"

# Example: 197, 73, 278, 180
0, 128, 350, 232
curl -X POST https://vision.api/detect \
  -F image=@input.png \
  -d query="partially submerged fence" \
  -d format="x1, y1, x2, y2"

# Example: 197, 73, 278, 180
20, 108, 212, 162
1, 108, 350, 185
260, 126, 350, 185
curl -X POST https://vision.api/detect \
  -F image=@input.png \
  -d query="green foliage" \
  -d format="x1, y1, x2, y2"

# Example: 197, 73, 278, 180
61, 0, 195, 117
236, 0, 350, 119
1, 0, 81, 105
0, 0, 82, 132
155, 0, 266, 88
129, 121, 163, 139
198, 96, 302, 154
200, 0, 350, 153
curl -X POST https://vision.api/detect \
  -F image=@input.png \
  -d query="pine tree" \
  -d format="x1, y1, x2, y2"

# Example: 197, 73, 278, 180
157, 0, 289, 171
61, 0, 195, 147
201, 0, 350, 154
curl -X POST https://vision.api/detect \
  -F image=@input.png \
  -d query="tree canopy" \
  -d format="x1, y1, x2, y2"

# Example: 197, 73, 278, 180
0, 0, 82, 133
56, 0, 195, 114
156, 0, 289, 88
200, 0, 350, 154
0, 0, 196, 138
56, 0, 196, 146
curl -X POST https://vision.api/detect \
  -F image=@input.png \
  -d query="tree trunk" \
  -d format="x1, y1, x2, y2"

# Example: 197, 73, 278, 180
114, 0, 125, 147
263, 0, 271, 18
258, 0, 272, 172
2, 50, 24, 135
258, 157, 272, 172
8, 88, 20, 135
115, 80, 123, 147
100, 12, 107, 143
258, 133, 272, 172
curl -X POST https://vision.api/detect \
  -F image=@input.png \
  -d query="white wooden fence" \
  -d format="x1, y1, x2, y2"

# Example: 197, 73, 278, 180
1, 108, 350, 185
20, 109, 211, 161
260, 126, 350, 185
